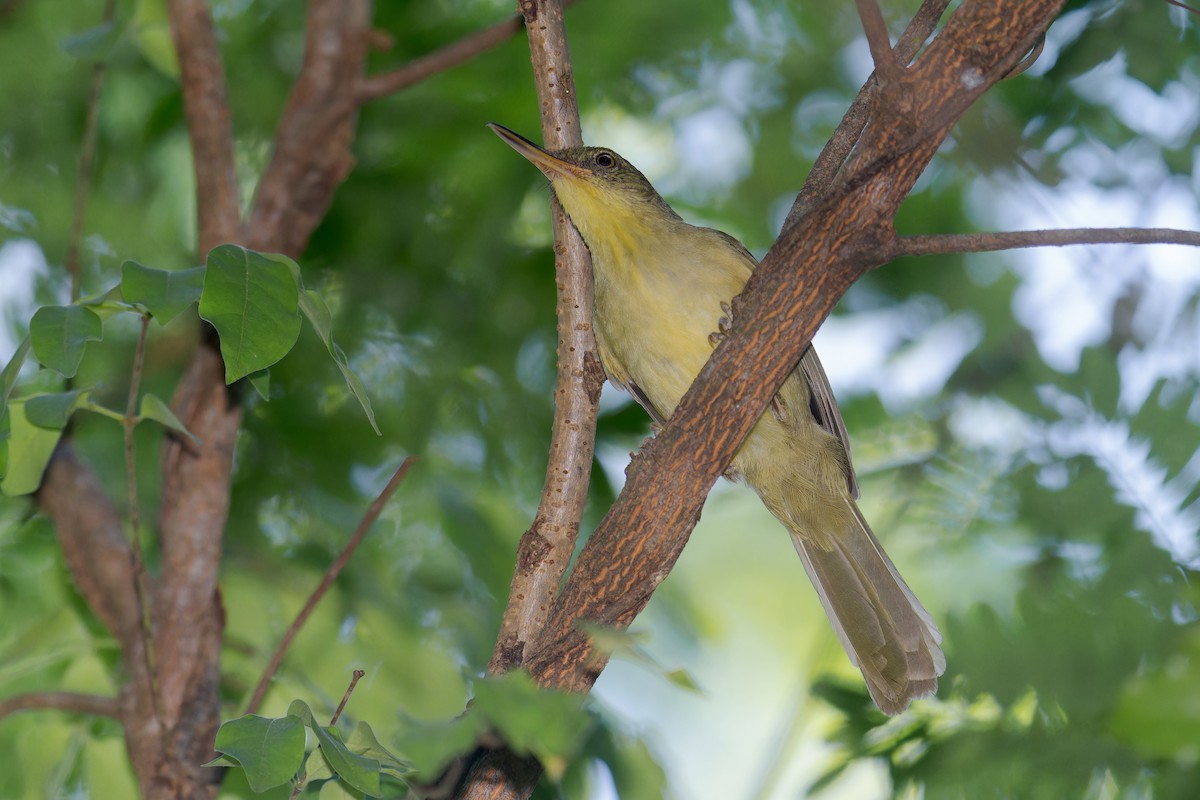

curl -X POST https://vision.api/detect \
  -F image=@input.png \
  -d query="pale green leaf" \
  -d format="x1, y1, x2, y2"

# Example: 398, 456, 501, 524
30, 305, 103, 378
138, 393, 200, 444
24, 390, 90, 429
121, 261, 204, 325
2, 400, 64, 496
211, 713, 306, 793
299, 288, 380, 434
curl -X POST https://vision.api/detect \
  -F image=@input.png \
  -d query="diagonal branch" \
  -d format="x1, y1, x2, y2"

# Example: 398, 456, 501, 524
893, 228, 1200, 257
245, 457, 417, 715
356, 1, 579, 104
40, 446, 144, 653
789, 0, 951, 222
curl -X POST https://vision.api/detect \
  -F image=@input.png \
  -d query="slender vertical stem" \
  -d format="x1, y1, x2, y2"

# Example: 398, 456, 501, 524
124, 313, 161, 724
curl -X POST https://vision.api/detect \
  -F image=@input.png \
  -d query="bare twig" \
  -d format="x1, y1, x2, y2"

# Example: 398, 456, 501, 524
244, 457, 417, 715
1166, 0, 1200, 15
330, 670, 366, 726
892, 227, 1200, 257
486, 0, 600, 677
855, 0, 903, 85
356, 0, 580, 103
65, 0, 117, 301
0, 691, 120, 721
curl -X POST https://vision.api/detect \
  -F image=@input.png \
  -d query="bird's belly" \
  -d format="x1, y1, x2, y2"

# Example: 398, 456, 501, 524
594, 272, 730, 419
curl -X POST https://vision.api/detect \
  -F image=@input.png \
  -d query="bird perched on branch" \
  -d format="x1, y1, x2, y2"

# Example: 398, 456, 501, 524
489, 122, 944, 715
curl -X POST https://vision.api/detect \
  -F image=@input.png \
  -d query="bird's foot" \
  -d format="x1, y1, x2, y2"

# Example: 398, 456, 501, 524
707, 301, 734, 348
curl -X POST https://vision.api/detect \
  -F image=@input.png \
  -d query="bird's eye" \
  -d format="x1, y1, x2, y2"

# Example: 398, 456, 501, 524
595, 152, 616, 168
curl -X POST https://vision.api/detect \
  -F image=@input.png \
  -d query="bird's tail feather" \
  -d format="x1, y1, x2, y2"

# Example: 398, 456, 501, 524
787, 494, 944, 715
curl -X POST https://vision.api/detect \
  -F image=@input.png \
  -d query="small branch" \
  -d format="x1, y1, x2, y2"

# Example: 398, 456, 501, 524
124, 315, 150, 544
789, 0, 951, 223
360, 12, 521, 103
244, 457, 417, 715
124, 313, 161, 724
892, 227, 1200, 257
0, 691, 120, 721
166, 0, 241, 253
330, 670, 365, 726
1166, 0, 1200, 15
486, 0, 599, 677
65, 0, 117, 301
855, 0, 903, 85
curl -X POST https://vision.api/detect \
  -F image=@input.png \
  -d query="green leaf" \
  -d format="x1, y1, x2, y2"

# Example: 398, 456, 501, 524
311, 726, 381, 796
61, 19, 120, 60
2, 400, 64, 496
247, 369, 270, 401
121, 261, 205, 325
299, 288, 380, 434
30, 305, 103, 378
198, 244, 302, 384
1, 336, 31, 413
210, 713, 306, 793
24, 390, 90, 429
345, 721, 412, 776
289, 700, 382, 797
138, 393, 199, 444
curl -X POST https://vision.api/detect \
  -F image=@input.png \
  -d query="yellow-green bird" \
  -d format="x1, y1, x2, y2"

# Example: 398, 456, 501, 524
489, 123, 944, 714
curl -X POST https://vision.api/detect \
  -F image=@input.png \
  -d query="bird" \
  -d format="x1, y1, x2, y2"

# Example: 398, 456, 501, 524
489, 122, 945, 715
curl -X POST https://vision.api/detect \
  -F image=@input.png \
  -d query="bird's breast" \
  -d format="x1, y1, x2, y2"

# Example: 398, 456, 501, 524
589, 230, 751, 419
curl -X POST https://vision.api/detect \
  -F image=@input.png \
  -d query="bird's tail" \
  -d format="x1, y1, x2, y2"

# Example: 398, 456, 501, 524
783, 494, 944, 715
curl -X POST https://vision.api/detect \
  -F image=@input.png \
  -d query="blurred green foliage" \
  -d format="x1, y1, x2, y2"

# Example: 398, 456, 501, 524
1, 0, 1198, 798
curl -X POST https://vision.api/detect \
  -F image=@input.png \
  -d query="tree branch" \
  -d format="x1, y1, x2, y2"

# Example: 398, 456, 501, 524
789, 0, 951, 221
356, 2, 579, 104
855, 0, 903, 85
0, 691, 120, 721
243, 0, 372, 257
166, 0, 240, 255
893, 227, 1200, 257
487, 0, 600, 677
39, 446, 143, 651
245, 457, 417, 715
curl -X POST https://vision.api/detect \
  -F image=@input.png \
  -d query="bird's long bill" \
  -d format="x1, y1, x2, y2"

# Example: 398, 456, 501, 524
487, 122, 590, 180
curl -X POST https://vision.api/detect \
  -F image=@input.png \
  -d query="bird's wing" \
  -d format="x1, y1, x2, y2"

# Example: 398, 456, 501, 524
720, 229, 860, 498
626, 379, 669, 428
799, 345, 859, 499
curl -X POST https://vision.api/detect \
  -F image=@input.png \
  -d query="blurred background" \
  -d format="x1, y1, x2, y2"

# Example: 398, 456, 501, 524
0, 0, 1197, 797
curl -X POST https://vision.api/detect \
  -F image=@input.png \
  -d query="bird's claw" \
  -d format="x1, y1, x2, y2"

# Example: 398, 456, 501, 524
708, 301, 734, 348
